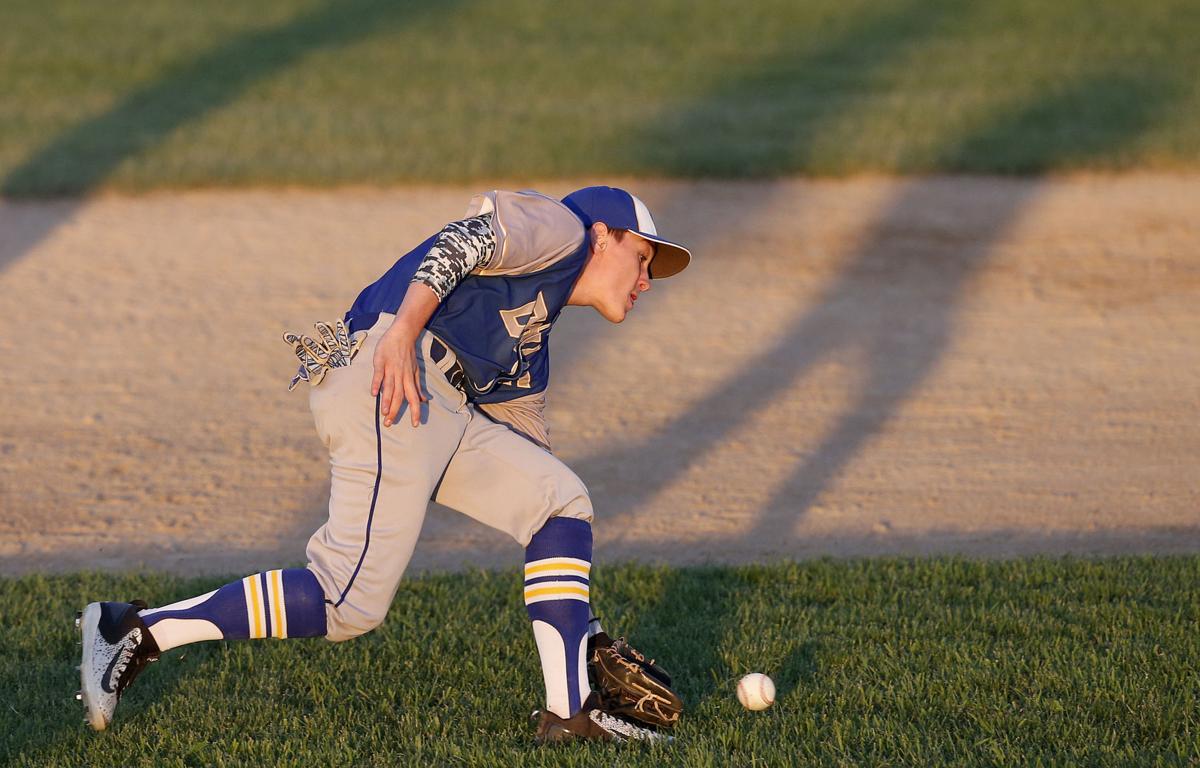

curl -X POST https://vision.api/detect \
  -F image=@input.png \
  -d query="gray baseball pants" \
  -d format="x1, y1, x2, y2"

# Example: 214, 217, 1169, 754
304, 315, 592, 642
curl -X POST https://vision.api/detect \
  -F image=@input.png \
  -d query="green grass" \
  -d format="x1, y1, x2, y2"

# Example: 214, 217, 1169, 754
1, 0, 1199, 195
1, 559, 1197, 766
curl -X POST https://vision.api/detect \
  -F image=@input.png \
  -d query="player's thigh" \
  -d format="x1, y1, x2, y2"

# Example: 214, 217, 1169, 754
306, 325, 470, 639
433, 410, 592, 546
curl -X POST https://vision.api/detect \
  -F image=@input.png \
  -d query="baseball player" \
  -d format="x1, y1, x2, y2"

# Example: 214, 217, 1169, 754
76, 186, 690, 743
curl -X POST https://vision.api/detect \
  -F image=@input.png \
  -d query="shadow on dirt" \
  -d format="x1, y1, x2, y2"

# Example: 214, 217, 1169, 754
569, 53, 1175, 570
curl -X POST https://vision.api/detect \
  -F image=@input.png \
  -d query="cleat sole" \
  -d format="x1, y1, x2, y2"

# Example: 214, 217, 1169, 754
78, 603, 110, 731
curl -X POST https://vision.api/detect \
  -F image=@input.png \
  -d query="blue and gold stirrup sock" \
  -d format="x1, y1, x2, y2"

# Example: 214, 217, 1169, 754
524, 516, 593, 719
138, 568, 327, 652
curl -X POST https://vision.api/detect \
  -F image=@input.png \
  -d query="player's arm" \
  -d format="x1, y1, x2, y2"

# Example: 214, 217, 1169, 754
412, 213, 497, 299
411, 193, 581, 288
372, 282, 439, 428
372, 214, 498, 428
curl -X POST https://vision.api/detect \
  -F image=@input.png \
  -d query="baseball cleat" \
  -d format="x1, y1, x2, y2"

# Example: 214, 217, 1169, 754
533, 692, 673, 745
77, 600, 161, 730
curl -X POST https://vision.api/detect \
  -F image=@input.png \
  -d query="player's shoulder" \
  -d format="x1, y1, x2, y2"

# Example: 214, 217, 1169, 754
469, 190, 587, 275
467, 189, 581, 228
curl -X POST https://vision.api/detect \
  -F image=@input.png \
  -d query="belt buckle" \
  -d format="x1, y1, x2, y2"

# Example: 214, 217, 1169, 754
446, 364, 466, 391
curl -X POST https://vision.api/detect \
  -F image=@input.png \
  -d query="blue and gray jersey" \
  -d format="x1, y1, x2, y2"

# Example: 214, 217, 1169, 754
345, 190, 587, 437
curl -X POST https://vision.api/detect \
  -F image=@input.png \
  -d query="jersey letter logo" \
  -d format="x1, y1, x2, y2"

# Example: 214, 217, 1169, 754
499, 293, 550, 388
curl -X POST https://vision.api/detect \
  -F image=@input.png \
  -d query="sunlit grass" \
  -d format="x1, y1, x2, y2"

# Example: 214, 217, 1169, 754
2, 558, 1197, 765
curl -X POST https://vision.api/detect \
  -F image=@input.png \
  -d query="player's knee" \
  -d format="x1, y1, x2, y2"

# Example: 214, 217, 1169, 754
322, 603, 388, 643
556, 493, 593, 523
518, 491, 593, 547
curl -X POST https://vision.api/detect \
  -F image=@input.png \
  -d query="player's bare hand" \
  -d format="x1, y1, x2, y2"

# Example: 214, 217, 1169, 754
370, 322, 428, 428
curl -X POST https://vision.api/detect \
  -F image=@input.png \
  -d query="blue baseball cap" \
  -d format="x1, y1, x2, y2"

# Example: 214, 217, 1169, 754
561, 186, 692, 278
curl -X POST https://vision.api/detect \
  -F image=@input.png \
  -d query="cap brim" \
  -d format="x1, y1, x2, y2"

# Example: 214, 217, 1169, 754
637, 233, 691, 279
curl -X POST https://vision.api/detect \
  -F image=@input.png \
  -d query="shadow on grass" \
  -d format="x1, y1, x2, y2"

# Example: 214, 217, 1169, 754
587, 565, 739, 732
0, 0, 461, 273
599, 565, 819, 741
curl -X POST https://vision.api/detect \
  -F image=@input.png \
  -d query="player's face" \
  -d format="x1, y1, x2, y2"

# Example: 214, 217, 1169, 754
594, 230, 654, 323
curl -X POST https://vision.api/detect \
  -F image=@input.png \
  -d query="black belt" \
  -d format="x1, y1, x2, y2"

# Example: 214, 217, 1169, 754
429, 337, 468, 392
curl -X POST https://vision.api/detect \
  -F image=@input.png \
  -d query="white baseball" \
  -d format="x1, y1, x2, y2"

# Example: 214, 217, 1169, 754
736, 672, 775, 711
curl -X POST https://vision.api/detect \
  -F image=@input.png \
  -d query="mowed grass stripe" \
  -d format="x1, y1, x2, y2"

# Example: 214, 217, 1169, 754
1, 558, 1196, 766
1, 0, 1199, 195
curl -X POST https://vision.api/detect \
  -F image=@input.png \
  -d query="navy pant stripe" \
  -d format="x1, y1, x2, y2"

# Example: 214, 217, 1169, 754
332, 393, 383, 608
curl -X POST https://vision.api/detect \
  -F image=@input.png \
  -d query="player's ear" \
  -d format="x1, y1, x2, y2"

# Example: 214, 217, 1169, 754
590, 222, 610, 253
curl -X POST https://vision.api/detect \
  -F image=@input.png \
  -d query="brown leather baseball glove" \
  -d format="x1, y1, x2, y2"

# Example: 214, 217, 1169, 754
587, 632, 683, 729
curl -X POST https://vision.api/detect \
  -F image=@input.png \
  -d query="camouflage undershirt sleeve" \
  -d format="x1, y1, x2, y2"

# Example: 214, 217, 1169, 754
412, 213, 497, 301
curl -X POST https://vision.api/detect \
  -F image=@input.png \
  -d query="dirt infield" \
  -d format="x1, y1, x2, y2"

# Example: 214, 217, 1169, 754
1, 175, 1197, 576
